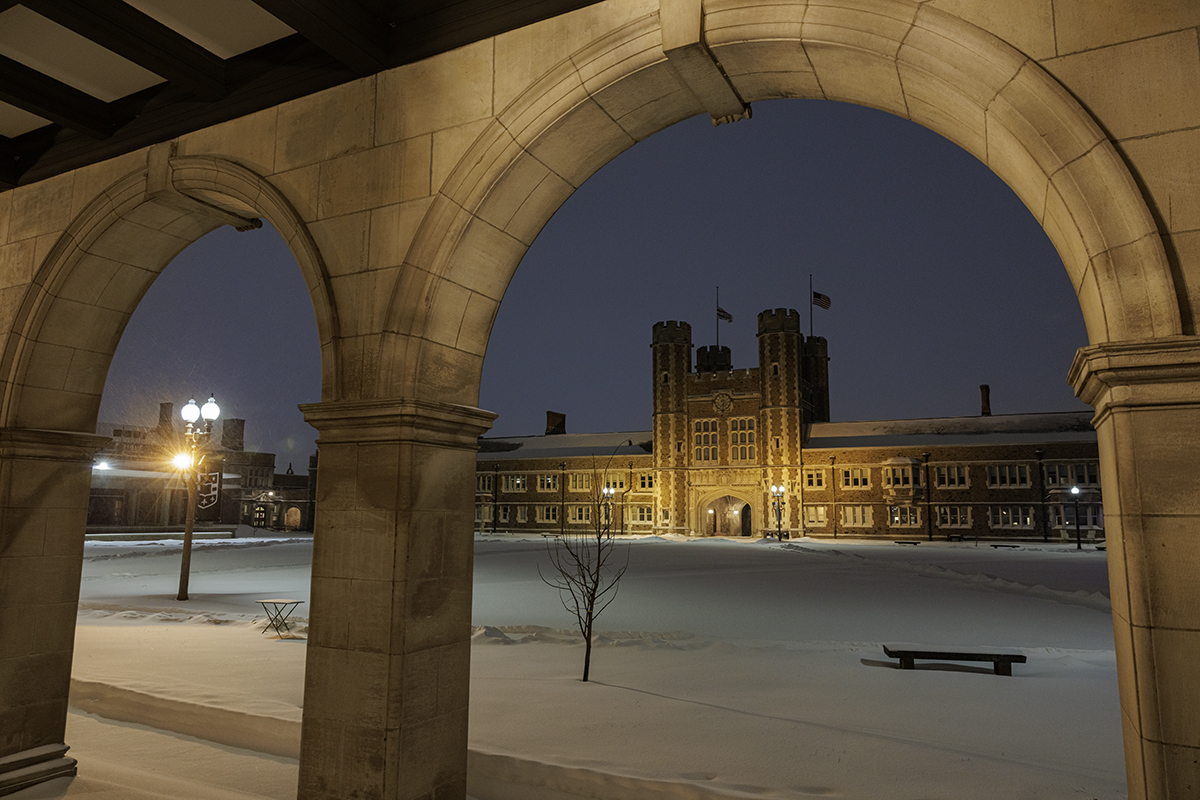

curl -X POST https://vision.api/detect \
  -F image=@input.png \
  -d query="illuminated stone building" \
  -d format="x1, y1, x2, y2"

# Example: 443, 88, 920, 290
477, 309, 1101, 542
87, 403, 315, 533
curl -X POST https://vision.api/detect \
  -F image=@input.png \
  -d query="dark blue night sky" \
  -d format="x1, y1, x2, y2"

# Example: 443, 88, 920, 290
100, 98, 1089, 464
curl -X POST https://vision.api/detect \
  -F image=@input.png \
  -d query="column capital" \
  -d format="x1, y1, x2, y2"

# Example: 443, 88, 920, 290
299, 398, 496, 448
0, 428, 110, 462
1069, 337, 1200, 424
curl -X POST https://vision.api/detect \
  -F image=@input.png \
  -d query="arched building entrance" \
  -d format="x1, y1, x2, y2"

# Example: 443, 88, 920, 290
700, 494, 752, 537
3, 3, 1199, 799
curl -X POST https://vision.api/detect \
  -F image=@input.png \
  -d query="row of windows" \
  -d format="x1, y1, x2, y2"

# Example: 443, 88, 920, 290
484, 462, 1099, 490
478, 472, 654, 494
476, 501, 1102, 530
798, 461, 1100, 491
797, 504, 1104, 530
476, 504, 656, 524
694, 417, 756, 434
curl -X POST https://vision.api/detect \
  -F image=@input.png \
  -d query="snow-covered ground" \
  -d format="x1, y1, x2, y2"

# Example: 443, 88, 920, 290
23, 534, 1124, 799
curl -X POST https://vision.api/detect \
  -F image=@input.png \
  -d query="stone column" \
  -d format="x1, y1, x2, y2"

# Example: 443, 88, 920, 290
1070, 338, 1200, 800
297, 399, 494, 800
0, 428, 108, 795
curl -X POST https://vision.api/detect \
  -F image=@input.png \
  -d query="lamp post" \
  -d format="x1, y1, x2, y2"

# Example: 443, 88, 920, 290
708, 508, 714, 536
174, 395, 219, 601
602, 485, 615, 528
1071, 485, 1082, 551
771, 484, 786, 540
829, 454, 837, 540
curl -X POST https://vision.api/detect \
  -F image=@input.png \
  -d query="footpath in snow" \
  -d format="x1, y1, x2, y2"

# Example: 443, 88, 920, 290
21, 534, 1124, 800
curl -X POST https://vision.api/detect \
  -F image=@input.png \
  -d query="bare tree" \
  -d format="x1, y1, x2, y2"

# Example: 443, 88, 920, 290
539, 442, 632, 682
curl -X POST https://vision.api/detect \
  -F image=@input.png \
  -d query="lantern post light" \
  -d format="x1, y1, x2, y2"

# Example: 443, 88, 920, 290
771, 484, 787, 540
1071, 485, 1082, 551
176, 395, 220, 601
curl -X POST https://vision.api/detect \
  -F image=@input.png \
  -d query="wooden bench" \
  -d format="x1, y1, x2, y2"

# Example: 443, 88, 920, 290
893, 540, 920, 545
989, 543, 1020, 549
883, 645, 1027, 676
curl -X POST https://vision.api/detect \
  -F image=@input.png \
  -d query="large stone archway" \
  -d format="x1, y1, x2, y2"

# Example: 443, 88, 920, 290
2, 2, 1199, 799
0, 147, 341, 790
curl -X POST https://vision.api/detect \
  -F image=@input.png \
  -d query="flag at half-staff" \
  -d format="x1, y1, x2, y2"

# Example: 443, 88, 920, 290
717, 306, 733, 322
812, 291, 831, 310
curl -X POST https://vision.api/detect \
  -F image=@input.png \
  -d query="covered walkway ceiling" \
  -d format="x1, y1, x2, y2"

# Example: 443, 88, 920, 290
0, 0, 601, 190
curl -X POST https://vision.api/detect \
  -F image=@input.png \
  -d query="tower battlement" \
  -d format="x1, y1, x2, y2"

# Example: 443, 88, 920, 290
652, 320, 692, 344
757, 308, 801, 334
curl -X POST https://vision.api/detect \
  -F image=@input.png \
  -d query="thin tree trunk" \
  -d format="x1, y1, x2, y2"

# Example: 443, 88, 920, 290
582, 608, 593, 682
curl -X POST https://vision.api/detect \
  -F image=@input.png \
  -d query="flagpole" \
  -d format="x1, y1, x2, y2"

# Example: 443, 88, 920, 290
809, 274, 813, 338
716, 286, 720, 349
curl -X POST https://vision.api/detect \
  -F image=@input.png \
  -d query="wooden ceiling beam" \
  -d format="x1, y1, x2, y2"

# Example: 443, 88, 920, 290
248, 0, 389, 75
22, 0, 228, 101
0, 55, 116, 138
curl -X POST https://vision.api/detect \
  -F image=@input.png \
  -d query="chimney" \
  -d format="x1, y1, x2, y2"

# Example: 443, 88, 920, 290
222, 418, 245, 451
980, 384, 992, 416
545, 411, 566, 436
158, 402, 174, 430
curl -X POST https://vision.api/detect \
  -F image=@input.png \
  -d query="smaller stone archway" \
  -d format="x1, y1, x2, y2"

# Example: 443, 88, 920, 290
698, 492, 755, 537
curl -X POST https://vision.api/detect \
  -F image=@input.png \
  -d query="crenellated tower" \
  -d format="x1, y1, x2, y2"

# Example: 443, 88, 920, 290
652, 320, 692, 534
757, 309, 804, 533
757, 308, 804, 461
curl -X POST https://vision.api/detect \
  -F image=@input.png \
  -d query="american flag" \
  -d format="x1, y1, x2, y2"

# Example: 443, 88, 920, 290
717, 306, 733, 322
812, 291, 831, 310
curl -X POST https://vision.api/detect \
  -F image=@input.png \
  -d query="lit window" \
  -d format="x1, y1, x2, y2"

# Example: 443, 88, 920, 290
804, 505, 827, 525
988, 505, 1034, 528
937, 506, 971, 528
1051, 504, 1104, 530
889, 506, 920, 526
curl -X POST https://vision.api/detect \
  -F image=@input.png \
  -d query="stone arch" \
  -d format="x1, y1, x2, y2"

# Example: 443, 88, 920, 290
695, 488, 756, 536
386, 1, 1179, 407
0, 150, 338, 433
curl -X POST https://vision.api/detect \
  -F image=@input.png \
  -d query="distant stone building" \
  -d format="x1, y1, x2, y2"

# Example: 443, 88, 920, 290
476, 309, 1102, 541
88, 403, 316, 533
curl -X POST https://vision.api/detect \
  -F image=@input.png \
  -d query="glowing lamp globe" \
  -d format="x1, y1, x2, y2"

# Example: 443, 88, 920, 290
201, 395, 220, 421
172, 453, 192, 470
181, 399, 200, 423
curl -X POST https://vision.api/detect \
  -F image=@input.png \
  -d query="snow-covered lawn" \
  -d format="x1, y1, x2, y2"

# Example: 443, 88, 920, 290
26, 534, 1124, 799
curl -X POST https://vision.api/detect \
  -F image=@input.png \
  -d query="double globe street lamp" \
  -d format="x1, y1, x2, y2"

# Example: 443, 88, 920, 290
172, 395, 219, 601
768, 484, 787, 542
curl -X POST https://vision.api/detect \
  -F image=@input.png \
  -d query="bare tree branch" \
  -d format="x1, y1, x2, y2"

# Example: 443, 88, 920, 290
539, 439, 633, 681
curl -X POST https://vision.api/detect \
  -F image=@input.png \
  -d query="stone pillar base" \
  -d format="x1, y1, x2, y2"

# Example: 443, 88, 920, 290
0, 744, 76, 797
